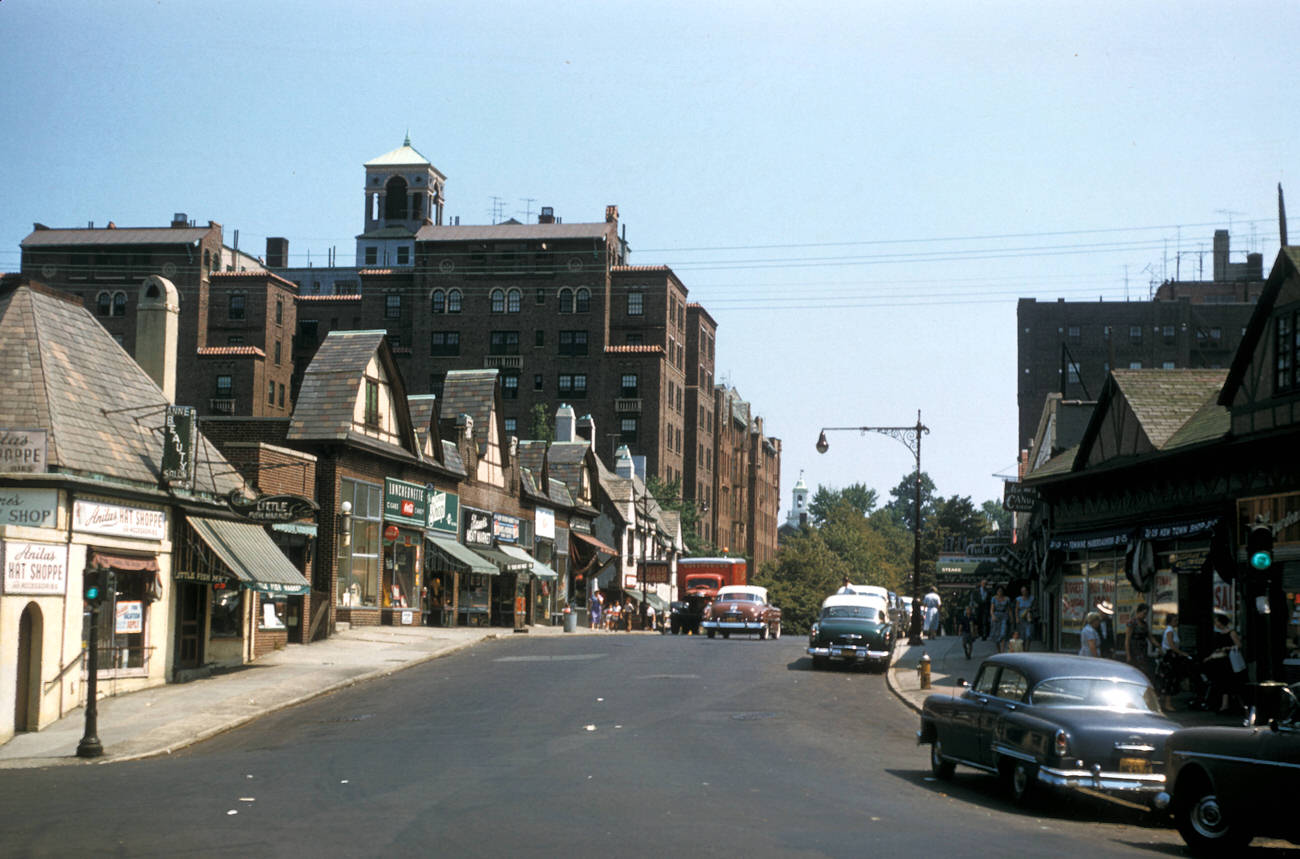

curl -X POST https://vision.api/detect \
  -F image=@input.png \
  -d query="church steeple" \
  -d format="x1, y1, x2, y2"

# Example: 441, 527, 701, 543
786, 470, 810, 529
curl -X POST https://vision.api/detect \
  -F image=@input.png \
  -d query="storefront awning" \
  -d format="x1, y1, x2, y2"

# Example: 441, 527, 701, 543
469, 544, 532, 574
498, 544, 559, 580
89, 551, 159, 573
187, 517, 312, 596
572, 531, 617, 557
426, 535, 497, 576
624, 590, 667, 611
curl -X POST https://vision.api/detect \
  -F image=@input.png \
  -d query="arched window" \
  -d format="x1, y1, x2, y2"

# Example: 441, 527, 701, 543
490, 288, 505, 313
448, 289, 462, 313
96, 292, 112, 316
431, 289, 446, 314
112, 292, 127, 317
558, 288, 573, 314
575, 287, 590, 313
507, 288, 521, 313
383, 176, 409, 220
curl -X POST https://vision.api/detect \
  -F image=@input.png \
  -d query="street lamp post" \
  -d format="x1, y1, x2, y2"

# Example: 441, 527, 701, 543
816, 410, 930, 645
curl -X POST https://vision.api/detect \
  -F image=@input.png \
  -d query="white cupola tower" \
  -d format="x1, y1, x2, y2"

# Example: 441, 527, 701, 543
786, 470, 810, 529
357, 135, 447, 267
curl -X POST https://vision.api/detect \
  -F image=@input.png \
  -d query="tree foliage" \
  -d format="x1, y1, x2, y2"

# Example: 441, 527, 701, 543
646, 475, 714, 556
808, 482, 877, 524
527, 403, 554, 443
884, 470, 937, 532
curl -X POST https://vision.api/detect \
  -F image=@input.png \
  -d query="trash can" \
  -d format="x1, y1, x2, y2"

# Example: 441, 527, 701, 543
564, 609, 578, 633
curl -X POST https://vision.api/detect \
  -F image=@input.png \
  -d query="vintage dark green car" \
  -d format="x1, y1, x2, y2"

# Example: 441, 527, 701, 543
807, 593, 894, 671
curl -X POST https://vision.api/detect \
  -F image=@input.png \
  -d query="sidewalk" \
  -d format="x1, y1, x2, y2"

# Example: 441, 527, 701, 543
885, 633, 1249, 729
0, 621, 609, 770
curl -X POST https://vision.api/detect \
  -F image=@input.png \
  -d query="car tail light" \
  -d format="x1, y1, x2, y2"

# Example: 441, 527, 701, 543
1054, 729, 1069, 758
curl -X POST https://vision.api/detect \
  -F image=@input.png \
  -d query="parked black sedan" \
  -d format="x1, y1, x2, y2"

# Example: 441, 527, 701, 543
917, 653, 1176, 806
1156, 681, 1300, 855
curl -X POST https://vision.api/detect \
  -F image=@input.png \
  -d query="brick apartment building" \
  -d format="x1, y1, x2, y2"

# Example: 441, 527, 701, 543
14, 139, 782, 563
1017, 229, 1266, 451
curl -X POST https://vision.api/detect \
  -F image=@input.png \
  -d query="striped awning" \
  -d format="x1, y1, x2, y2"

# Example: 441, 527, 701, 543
187, 517, 311, 596
499, 544, 559, 580
426, 535, 497, 576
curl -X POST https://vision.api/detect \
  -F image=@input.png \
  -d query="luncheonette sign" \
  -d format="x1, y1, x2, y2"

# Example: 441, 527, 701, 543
2, 540, 69, 595
73, 499, 167, 541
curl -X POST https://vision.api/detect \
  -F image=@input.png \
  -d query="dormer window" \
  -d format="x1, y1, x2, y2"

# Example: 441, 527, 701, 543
364, 379, 380, 428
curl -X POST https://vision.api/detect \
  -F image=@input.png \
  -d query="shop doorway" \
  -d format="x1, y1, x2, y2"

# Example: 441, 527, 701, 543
15, 603, 42, 733
174, 582, 205, 670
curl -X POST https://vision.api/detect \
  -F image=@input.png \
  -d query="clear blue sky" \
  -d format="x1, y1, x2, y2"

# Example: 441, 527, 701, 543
2, 1, 1295, 515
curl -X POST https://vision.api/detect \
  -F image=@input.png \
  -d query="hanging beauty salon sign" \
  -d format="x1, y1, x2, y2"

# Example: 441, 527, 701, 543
2, 540, 68, 595
73, 499, 166, 541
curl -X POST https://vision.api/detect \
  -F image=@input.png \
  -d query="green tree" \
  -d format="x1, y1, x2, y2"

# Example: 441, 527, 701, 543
808, 482, 877, 525
527, 403, 554, 443
981, 499, 1012, 535
753, 528, 848, 634
885, 470, 937, 532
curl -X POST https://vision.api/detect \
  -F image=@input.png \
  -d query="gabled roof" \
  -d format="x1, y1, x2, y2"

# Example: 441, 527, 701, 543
1111, 369, 1227, 450
547, 441, 593, 504
287, 330, 418, 456
440, 369, 499, 454
0, 280, 243, 496
407, 394, 445, 466
1221, 246, 1300, 409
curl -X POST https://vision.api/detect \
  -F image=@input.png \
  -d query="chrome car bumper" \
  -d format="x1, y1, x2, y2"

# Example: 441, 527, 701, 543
807, 645, 889, 661
702, 620, 762, 630
1036, 764, 1166, 795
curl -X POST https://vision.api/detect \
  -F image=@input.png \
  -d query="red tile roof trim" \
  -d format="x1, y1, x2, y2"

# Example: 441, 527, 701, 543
197, 346, 267, 358
209, 270, 298, 289
295, 294, 363, 302
604, 345, 665, 354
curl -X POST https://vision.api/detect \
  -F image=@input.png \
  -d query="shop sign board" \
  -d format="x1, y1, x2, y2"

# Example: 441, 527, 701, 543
1003, 481, 1039, 513
224, 490, 317, 524
161, 406, 197, 487
623, 573, 640, 589
384, 478, 427, 527
426, 488, 459, 535
493, 513, 520, 544
0, 487, 57, 528
73, 499, 166, 541
639, 560, 671, 585
2, 540, 68, 595
535, 507, 555, 540
462, 508, 493, 547
0, 429, 47, 474
115, 600, 144, 634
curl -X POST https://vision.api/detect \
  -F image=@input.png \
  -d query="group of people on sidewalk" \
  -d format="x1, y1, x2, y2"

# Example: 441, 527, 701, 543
586, 591, 656, 632
935, 580, 1037, 660
1077, 602, 1247, 715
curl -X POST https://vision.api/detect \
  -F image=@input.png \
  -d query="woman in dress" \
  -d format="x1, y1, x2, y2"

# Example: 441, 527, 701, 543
1079, 611, 1102, 656
1014, 585, 1035, 651
1158, 612, 1190, 712
1203, 612, 1245, 714
922, 586, 942, 638
989, 586, 1012, 653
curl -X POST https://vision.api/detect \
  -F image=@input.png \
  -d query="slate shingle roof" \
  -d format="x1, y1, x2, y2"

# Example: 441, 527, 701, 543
0, 281, 243, 496
21, 226, 212, 247
288, 330, 388, 442
440, 370, 498, 452
416, 222, 614, 242
1110, 369, 1228, 450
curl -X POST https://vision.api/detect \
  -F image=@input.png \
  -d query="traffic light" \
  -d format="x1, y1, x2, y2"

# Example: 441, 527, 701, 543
84, 568, 104, 605
1247, 523, 1274, 572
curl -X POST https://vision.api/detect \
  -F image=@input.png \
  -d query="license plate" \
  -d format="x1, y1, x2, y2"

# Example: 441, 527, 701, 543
1118, 757, 1151, 774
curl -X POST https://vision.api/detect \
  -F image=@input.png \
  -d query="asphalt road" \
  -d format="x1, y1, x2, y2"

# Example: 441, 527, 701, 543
0, 633, 1283, 857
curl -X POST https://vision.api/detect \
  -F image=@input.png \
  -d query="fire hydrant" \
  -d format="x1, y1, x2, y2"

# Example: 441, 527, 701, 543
918, 652, 932, 690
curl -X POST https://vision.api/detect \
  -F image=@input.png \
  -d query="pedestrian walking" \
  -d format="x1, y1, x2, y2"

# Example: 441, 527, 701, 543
957, 604, 976, 660
1126, 602, 1159, 681
1079, 611, 1102, 656
646, 603, 656, 631
1158, 612, 1191, 712
922, 587, 942, 638
973, 579, 992, 640
1014, 585, 1035, 651
990, 586, 1012, 652
1203, 612, 1246, 715
1096, 600, 1117, 658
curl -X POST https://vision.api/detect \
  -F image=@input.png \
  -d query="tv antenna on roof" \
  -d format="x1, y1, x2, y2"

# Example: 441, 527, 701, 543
1216, 209, 1244, 232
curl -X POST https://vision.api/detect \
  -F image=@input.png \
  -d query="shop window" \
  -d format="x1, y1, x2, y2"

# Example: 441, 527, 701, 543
91, 565, 155, 672
339, 478, 382, 607
259, 596, 287, 630
211, 588, 242, 638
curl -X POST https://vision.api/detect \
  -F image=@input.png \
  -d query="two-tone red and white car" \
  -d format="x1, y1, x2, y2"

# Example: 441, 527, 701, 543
701, 585, 782, 640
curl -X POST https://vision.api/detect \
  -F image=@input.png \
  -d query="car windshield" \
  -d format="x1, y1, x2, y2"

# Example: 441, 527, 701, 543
822, 606, 880, 621
722, 594, 757, 602
1029, 677, 1159, 711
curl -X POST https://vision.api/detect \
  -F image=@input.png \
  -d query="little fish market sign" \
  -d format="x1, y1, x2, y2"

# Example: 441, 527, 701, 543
223, 490, 318, 524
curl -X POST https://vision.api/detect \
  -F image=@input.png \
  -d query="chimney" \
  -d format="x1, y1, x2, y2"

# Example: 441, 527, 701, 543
605, 205, 619, 224
555, 403, 576, 442
1246, 252, 1263, 281
136, 275, 180, 402
576, 413, 595, 443
614, 445, 635, 479
171, 213, 189, 229
1213, 229, 1229, 282
538, 206, 555, 225
266, 237, 289, 268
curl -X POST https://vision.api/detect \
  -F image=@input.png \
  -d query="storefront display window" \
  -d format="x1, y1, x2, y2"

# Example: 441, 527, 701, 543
259, 596, 287, 630
340, 478, 382, 607
211, 588, 242, 638
386, 537, 418, 609
91, 569, 153, 671
459, 572, 490, 625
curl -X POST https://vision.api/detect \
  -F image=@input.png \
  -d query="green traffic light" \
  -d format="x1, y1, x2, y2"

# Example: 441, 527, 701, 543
86, 587, 99, 600
1250, 551, 1272, 571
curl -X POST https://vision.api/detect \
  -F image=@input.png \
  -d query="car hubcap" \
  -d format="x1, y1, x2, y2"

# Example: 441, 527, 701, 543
932, 741, 942, 767
1191, 795, 1227, 838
